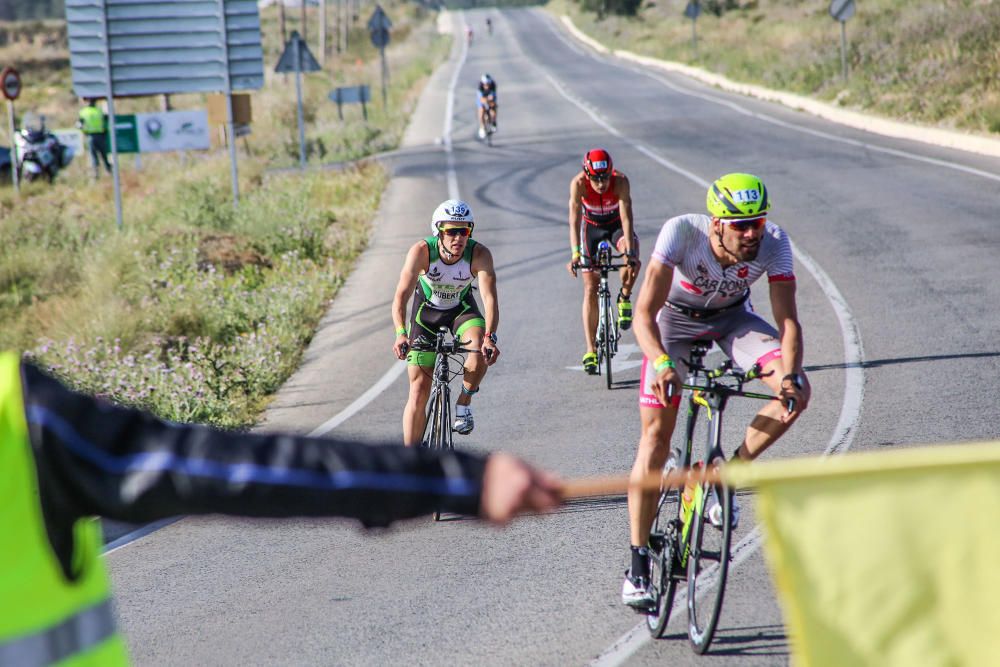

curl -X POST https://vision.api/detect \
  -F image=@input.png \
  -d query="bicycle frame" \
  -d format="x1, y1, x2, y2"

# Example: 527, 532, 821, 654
589, 240, 630, 389
646, 340, 778, 650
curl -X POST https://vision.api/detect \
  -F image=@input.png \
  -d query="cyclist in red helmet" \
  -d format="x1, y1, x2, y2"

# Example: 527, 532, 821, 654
567, 148, 639, 375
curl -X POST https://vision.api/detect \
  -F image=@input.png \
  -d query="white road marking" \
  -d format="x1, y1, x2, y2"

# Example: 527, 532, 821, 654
519, 28, 866, 666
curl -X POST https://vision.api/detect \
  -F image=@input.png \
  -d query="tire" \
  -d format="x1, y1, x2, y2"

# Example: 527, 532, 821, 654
424, 387, 446, 521
604, 296, 614, 389
646, 464, 681, 638
686, 481, 732, 653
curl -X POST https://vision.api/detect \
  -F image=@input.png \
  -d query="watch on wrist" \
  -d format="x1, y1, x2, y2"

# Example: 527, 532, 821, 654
782, 373, 804, 389
487, 332, 498, 345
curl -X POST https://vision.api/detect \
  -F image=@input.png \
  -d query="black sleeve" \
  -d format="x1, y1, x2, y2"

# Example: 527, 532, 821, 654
22, 362, 487, 539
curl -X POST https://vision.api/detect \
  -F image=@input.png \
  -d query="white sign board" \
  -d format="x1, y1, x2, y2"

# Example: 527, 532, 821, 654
136, 110, 210, 153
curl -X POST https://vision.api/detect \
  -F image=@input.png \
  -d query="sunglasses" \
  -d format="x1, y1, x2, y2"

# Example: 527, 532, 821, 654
589, 173, 610, 183
442, 227, 471, 237
724, 218, 765, 232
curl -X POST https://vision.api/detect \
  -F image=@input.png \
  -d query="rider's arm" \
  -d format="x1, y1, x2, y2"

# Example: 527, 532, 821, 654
568, 176, 584, 259
392, 241, 428, 334
616, 174, 636, 258
634, 259, 673, 361
769, 280, 804, 377
473, 245, 499, 335
21, 362, 491, 532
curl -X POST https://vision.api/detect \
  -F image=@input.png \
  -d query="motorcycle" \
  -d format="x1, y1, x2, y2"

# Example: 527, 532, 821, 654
14, 115, 70, 183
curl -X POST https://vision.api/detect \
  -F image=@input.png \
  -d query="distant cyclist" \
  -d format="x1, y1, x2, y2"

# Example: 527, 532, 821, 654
465, 23, 473, 46
392, 200, 500, 446
621, 173, 810, 609
486, 17, 493, 35
567, 148, 638, 375
477, 73, 498, 140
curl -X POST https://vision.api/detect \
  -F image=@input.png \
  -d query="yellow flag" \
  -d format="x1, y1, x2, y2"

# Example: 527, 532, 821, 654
724, 441, 1000, 667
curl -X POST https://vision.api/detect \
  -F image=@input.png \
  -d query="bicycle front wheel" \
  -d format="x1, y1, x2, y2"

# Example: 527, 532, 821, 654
686, 482, 732, 653
425, 386, 450, 521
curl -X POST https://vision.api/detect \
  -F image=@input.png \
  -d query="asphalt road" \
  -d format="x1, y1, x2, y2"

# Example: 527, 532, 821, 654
106, 8, 1000, 665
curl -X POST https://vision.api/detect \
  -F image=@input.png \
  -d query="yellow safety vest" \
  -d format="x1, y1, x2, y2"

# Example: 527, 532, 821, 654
0, 353, 129, 666
78, 106, 105, 135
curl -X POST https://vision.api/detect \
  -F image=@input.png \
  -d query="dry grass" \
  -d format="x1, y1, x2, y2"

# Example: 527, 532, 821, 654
552, 0, 1000, 136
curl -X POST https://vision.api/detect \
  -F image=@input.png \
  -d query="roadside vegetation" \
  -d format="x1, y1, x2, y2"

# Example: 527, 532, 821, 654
0, 1, 449, 428
550, 0, 1000, 137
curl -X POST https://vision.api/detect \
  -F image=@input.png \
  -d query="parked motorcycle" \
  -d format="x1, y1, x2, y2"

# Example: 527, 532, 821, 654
14, 115, 71, 183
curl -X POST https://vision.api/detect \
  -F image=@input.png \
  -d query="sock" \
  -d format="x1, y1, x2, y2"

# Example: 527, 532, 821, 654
456, 404, 472, 417
630, 545, 649, 580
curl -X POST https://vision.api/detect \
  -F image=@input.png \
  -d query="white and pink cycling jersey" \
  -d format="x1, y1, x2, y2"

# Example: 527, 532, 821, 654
651, 214, 795, 310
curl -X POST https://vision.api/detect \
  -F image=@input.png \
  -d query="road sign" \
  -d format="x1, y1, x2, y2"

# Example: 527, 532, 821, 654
329, 85, 370, 120
275, 31, 322, 73
684, 1, 701, 20
829, 0, 856, 22
65, 0, 265, 97
112, 115, 139, 154
368, 5, 392, 49
367, 5, 392, 33
1, 67, 20, 101
371, 27, 390, 49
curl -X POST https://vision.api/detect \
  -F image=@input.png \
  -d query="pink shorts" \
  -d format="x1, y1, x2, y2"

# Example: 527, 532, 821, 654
639, 305, 782, 409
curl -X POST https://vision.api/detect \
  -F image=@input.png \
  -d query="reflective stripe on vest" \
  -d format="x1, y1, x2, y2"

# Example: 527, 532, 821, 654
0, 352, 128, 666
0, 599, 115, 667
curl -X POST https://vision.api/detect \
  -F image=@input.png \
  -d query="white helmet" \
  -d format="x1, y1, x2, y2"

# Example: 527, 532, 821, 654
430, 199, 475, 235
480, 73, 494, 86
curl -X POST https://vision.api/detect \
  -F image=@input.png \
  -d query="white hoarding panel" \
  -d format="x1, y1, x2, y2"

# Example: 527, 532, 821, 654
136, 110, 211, 153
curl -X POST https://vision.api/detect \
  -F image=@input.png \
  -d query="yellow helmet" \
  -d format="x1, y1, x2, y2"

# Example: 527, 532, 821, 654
706, 173, 770, 219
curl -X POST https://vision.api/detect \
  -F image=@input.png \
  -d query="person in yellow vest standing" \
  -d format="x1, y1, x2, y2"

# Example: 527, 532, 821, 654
0, 352, 561, 665
77, 98, 111, 179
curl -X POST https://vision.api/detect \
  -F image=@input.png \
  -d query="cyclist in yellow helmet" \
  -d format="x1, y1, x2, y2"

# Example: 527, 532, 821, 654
621, 173, 810, 609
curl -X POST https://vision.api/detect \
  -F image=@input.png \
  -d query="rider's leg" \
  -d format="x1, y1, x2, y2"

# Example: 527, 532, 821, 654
402, 363, 433, 447
733, 357, 802, 460
629, 404, 680, 546
581, 270, 599, 354
455, 326, 486, 407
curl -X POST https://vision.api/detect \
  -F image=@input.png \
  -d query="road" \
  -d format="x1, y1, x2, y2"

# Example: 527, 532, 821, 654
107, 8, 1000, 665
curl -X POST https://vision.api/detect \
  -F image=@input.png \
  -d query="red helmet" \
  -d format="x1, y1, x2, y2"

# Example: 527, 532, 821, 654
582, 148, 613, 177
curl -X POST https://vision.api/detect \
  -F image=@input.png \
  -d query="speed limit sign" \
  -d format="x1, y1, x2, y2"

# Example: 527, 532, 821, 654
1, 67, 21, 101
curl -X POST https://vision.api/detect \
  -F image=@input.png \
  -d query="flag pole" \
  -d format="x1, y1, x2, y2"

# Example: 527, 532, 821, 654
560, 465, 725, 499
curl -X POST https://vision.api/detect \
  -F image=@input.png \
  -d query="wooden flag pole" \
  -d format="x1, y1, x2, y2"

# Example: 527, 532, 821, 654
559, 465, 725, 500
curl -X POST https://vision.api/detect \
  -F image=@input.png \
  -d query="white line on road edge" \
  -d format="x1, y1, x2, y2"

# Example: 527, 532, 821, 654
105, 16, 472, 554
521, 41, 865, 666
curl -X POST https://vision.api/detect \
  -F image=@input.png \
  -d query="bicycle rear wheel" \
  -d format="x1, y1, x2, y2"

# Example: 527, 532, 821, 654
685, 481, 732, 653
646, 460, 682, 637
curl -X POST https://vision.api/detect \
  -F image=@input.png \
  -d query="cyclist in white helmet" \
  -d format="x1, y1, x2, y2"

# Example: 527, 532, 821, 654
477, 74, 497, 140
392, 199, 500, 445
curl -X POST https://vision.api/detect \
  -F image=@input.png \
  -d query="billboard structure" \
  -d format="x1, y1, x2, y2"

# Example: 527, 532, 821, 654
65, 0, 265, 225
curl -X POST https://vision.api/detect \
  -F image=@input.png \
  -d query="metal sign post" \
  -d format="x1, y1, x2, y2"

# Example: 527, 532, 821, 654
276, 31, 322, 169
368, 6, 392, 108
829, 0, 857, 82
98, 1, 124, 230
684, 1, 701, 59
218, 0, 239, 206
2, 66, 21, 194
